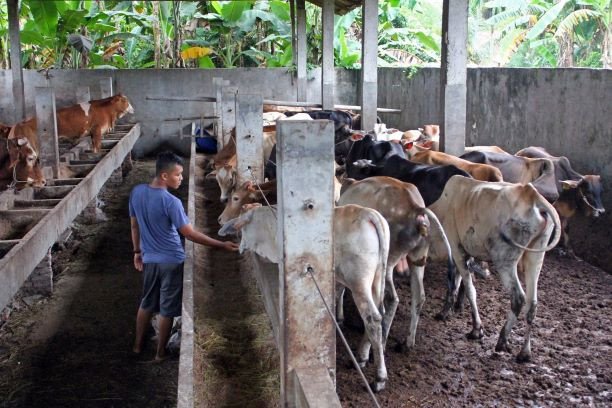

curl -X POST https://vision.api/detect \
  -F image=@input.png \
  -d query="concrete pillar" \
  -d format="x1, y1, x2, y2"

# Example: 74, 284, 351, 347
321, 0, 335, 110
76, 86, 91, 103
22, 249, 53, 297
276, 120, 335, 405
100, 77, 113, 99
289, 0, 297, 67
360, 0, 378, 132
440, 0, 468, 156
235, 94, 264, 186
221, 86, 238, 148
8, 0, 25, 122
213, 77, 229, 147
296, 0, 307, 101
35, 87, 60, 179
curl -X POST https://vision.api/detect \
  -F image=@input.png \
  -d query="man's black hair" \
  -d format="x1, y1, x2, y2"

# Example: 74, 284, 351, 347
156, 151, 183, 176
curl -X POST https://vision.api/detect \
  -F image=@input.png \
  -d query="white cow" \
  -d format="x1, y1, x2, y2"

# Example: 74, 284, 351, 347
219, 204, 391, 392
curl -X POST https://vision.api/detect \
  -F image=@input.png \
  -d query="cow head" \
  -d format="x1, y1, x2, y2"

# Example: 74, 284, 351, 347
4, 137, 46, 189
216, 164, 237, 203
112, 94, 135, 118
218, 181, 274, 226
0, 123, 11, 138
561, 176, 605, 217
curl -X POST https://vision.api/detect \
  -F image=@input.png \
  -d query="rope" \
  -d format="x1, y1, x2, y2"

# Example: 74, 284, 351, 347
246, 167, 277, 220
306, 267, 382, 408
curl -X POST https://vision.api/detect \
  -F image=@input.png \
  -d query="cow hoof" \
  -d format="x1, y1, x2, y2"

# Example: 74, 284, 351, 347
435, 308, 453, 321
453, 301, 464, 314
495, 342, 511, 353
466, 328, 484, 340
358, 359, 368, 369
394, 341, 410, 353
516, 351, 531, 363
369, 380, 386, 393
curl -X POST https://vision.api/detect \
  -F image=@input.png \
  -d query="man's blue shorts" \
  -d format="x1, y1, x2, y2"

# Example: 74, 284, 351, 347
140, 263, 184, 318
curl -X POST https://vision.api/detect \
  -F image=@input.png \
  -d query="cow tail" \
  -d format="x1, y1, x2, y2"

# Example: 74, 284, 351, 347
501, 199, 561, 252
423, 208, 456, 292
368, 209, 389, 313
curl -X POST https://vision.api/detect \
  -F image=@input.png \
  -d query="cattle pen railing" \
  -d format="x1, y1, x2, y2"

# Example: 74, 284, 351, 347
0, 123, 141, 312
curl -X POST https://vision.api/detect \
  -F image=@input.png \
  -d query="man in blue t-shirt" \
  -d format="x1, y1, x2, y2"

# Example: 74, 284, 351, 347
129, 151, 238, 361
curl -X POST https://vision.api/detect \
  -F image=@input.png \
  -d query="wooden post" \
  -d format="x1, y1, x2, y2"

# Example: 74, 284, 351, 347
35, 87, 60, 179
440, 0, 468, 156
296, 0, 307, 102
235, 94, 264, 186
76, 86, 91, 104
100, 77, 113, 99
360, 0, 378, 132
276, 120, 335, 406
8, 0, 25, 122
321, 0, 335, 110
221, 86, 238, 148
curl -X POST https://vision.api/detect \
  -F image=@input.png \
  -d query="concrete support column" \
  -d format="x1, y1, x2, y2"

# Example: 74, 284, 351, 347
440, 0, 468, 156
35, 87, 60, 180
213, 77, 230, 148
235, 94, 264, 186
296, 0, 307, 102
8, 0, 25, 122
22, 249, 53, 297
76, 86, 91, 104
360, 0, 378, 132
221, 86, 238, 148
321, 0, 335, 110
100, 77, 113, 99
276, 120, 335, 405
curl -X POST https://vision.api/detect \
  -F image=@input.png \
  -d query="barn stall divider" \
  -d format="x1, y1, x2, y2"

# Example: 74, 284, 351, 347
0, 79, 138, 311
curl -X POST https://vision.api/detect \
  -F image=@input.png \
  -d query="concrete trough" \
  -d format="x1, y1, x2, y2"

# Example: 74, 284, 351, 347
64, 164, 96, 178
0, 241, 19, 259
69, 159, 100, 165
50, 178, 83, 186
33, 185, 75, 199
14, 199, 62, 209
0, 209, 49, 241
0, 123, 141, 310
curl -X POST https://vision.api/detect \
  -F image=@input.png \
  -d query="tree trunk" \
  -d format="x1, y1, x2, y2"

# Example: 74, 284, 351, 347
557, 31, 573, 67
152, 1, 161, 68
172, 0, 183, 68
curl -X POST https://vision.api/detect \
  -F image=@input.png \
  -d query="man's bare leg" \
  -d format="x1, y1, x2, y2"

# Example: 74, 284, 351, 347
155, 315, 173, 360
133, 307, 152, 354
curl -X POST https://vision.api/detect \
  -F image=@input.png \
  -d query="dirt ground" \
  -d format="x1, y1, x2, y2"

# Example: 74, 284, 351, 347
336, 252, 612, 407
0, 158, 180, 407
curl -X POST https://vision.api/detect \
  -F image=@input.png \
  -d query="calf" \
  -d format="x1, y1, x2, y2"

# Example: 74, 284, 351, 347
461, 150, 559, 202
411, 149, 503, 182
219, 204, 390, 392
338, 177, 454, 351
1, 132, 46, 190
428, 175, 561, 362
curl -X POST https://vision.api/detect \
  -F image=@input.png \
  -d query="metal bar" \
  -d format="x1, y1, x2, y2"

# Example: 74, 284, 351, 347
262, 99, 401, 113
321, 0, 335, 110
0, 124, 141, 311
146, 96, 217, 102
235, 94, 264, 185
277, 120, 335, 406
440, 0, 468, 156
35, 87, 60, 179
177, 139, 196, 408
360, 0, 379, 131
163, 116, 218, 122
8, 0, 25, 122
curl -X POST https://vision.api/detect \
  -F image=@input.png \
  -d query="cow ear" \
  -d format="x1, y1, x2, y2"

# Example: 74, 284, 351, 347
350, 133, 363, 141
404, 141, 414, 150
560, 180, 579, 190
240, 180, 252, 190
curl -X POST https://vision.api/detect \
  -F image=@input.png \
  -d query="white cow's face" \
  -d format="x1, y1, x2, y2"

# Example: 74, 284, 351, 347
216, 165, 236, 203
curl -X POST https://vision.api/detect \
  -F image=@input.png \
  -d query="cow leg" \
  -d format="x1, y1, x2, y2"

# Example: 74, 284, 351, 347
495, 263, 526, 354
516, 251, 544, 363
454, 257, 484, 339
381, 264, 399, 348
336, 286, 345, 325
436, 269, 462, 321
352, 287, 387, 392
399, 263, 425, 352
91, 126, 103, 153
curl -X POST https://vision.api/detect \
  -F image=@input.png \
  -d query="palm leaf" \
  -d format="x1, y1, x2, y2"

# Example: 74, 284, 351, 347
526, 0, 571, 40
29, 0, 59, 37
555, 9, 601, 38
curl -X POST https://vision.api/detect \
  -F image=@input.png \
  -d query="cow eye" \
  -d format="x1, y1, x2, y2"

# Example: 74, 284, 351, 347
233, 196, 239, 201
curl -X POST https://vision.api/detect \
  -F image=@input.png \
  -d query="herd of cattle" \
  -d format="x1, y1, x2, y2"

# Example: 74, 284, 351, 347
213, 107, 605, 392
0, 94, 134, 190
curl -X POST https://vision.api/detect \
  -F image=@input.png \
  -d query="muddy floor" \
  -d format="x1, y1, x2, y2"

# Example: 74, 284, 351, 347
336, 252, 612, 407
0, 158, 180, 407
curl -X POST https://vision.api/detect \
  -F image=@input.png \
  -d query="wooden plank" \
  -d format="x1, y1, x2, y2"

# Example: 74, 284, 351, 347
277, 120, 335, 406
262, 99, 401, 113
235, 93, 264, 185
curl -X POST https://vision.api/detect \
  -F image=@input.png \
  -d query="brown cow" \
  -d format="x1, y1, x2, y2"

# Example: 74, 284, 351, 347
0, 133, 45, 190
411, 150, 503, 182
10, 94, 134, 153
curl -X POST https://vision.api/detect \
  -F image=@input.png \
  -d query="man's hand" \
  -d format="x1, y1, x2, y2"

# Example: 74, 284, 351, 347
222, 241, 239, 252
134, 253, 144, 271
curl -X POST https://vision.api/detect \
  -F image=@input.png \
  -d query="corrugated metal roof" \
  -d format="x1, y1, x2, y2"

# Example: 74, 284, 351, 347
307, 0, 362, 15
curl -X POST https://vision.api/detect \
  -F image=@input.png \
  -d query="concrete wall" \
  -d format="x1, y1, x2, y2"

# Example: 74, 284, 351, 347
0, 67, 610, 207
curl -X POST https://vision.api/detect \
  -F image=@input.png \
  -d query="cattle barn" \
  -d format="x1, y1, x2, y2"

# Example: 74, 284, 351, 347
0, 0, 610, 407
